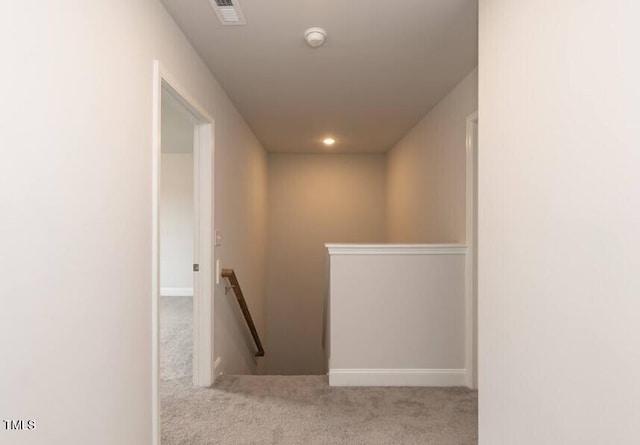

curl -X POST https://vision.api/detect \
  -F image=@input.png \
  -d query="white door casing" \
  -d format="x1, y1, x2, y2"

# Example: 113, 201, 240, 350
152, 60, 215, 445
465, 111, 478, 389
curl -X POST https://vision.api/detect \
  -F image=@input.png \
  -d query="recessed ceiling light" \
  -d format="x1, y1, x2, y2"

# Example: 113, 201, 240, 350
323, 137, 336, 146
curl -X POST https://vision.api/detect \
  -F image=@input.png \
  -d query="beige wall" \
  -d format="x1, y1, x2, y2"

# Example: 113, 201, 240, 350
266, 154, 386, 375
387, 68, 478, 243
0, 1, 267, 442
327, 246, 467, 386
214, 100, 268, 377
160, 153, 194, 293
479, 1, 640, 443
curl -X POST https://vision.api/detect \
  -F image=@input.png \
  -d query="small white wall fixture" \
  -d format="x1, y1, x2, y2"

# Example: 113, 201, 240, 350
152, 61, 215, 445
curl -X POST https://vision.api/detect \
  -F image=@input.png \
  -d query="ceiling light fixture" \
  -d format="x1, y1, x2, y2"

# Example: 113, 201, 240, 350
304, 27, 327, 48
323, 137, 336, 146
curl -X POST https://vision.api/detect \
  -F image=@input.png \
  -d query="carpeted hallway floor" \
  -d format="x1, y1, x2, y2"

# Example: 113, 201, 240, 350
161, 375, 477, 445
160, 296, 478, 445
161, 296, 193, 381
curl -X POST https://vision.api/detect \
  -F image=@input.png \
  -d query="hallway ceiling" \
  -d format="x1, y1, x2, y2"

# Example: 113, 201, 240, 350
161, 0, 478, 153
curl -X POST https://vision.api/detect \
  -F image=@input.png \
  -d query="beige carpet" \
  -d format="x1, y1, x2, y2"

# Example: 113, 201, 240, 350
160, 296, 193, 381
160, 296, 477, 444
161, 375, 477, 445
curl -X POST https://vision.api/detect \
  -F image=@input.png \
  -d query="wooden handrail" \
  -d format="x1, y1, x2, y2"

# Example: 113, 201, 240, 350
221, 268, 265, 357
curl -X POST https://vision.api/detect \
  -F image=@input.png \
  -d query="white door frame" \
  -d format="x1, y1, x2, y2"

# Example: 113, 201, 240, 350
152, 60, 215, 445
465, 111, 478, 389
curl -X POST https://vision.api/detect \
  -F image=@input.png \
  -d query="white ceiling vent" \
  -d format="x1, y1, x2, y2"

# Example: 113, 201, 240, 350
209, 0, 246, 26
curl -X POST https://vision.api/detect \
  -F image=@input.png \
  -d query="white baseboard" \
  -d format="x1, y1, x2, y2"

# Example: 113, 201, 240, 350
328, 368, 468, 387
160, 287, 193, 297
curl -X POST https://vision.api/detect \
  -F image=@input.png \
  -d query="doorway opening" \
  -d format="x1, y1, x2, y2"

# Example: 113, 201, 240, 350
152, 62, 215, 445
